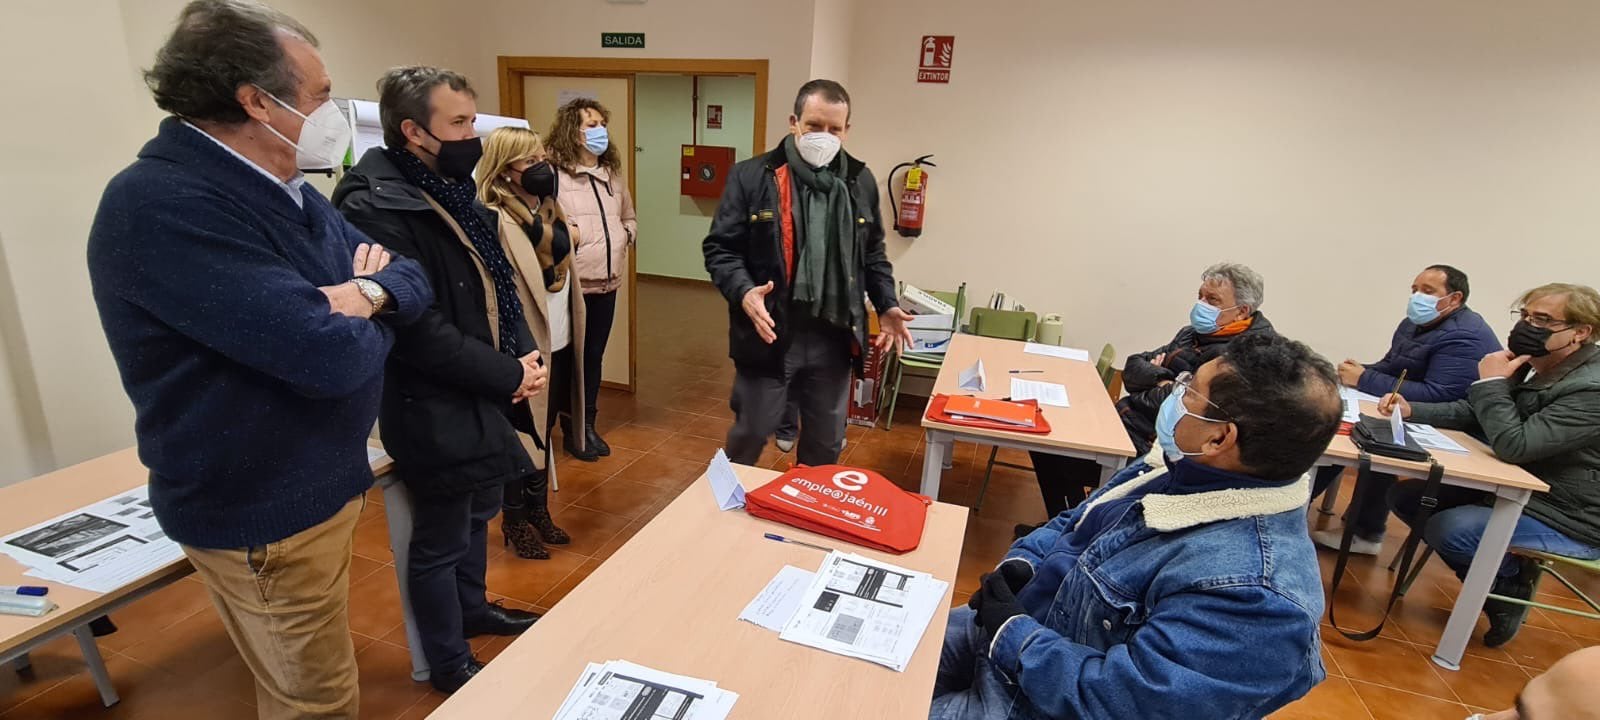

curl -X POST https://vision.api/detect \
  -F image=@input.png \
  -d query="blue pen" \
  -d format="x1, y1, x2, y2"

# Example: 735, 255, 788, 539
0, 585, 48, 597
763, 533, 834, 553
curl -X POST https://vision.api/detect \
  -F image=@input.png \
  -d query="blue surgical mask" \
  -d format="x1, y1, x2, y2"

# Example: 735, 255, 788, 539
583, 125, 609, 155
1406, 291, 1443, 326
1155, 382, 1227, 460
1190, 301, 1226, 334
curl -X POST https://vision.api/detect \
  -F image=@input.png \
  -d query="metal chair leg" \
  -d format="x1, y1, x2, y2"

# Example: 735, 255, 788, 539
1395, 546, 1435, 598
884, 357, 902, 431
975, 446, 999, 513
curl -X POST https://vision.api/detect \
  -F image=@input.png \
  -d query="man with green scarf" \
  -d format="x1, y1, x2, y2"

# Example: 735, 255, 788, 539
704, 79, 914, 467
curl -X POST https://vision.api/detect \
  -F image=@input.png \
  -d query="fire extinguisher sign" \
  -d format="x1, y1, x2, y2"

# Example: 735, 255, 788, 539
917, 36, 955, 84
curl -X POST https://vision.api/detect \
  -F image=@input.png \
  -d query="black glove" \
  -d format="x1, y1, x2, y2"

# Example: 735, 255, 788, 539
996, 559, 1034, 593
967, 562, 1029, 636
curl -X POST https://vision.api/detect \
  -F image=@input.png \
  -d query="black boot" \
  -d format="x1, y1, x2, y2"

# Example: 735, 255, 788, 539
1483, 559, 1541, 648
562, 417, 599, 462
429, 657, 484, 694
525, 476, 570, 545
501, 501, 549, 560
462, 600, 540, 637
586, 423, 611, 457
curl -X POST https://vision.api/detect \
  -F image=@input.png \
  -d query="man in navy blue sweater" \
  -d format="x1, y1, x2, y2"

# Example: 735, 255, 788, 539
1310, 264, 1501, 555
86, 2, 429, 717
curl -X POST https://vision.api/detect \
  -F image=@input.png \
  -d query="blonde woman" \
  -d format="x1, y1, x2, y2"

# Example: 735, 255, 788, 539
475, 126, 585, 560
547, 99, 636, 461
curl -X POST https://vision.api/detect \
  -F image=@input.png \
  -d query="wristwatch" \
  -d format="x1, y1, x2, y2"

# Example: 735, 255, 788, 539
352, 277, 391, 315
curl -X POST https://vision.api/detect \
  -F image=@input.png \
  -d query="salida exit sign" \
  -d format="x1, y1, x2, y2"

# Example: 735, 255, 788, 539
602, 32, 645, 49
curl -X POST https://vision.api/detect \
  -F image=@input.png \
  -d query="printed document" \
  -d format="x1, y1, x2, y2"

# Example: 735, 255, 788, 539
778, 551, 948, 672
1010, 378, 1069, 407
1024, 343, 1090, 362
739, 565, 815, 632
0, 486, 182, 593
553, 660, 737, 720
1405, 423, 1469, 454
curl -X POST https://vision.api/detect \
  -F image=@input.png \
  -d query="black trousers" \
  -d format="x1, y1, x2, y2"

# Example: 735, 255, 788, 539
726, 320, 851, 466
1310, 465, 1397, 542
408, 482, 501, 672
582, 290, 618, 427
1027, 453, 1101, 518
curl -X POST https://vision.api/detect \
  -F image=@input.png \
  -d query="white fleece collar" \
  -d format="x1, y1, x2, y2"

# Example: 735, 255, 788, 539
1075, 447, 1312, 533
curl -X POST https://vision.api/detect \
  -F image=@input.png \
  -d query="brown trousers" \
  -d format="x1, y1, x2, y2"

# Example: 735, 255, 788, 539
182, 496, 364, 719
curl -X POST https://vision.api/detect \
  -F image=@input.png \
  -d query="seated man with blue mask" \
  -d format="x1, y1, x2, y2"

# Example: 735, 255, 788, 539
932, 334, 1343, 720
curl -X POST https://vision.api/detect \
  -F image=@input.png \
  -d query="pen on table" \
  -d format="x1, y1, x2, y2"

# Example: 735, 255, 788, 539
763, 533, 834, 553
1009, 369, 1043, 374
0, 585, 48, 597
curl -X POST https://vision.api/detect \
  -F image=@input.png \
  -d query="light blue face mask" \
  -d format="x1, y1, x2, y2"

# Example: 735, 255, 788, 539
1406, 291, 1443, 325
583, 125, 609, 155
1189, 301, 1236, 335
1155, 378, 1228, 460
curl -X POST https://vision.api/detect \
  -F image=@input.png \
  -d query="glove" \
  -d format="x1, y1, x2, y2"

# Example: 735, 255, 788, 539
995, 558, 1034, 593
967, 563, 1028, 637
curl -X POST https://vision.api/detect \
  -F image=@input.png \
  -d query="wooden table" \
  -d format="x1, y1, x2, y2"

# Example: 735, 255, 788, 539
430, 463, 969, 719
1319, 403, 1547, 671
0, 445, 394, 707
918, 334, 1137, 498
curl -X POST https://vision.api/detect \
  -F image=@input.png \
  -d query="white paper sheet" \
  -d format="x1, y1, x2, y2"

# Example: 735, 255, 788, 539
1010, 378, 1069, 408
706, 449, 746, 511
1338, 387, 1378, 423
0, 486, 183, 593
553, 660, 737, 720
738, 565, 815, 632
957, 359, 987, 392
778, 552, 949, 672
1405, 423, 1469, 454
1340, 387, 1381, 404
1024, 343, 1091, 362
1390, 406, 1407, 444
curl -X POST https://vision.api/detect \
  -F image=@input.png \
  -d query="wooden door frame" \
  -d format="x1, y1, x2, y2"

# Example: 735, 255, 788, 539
499, 56, 769, 393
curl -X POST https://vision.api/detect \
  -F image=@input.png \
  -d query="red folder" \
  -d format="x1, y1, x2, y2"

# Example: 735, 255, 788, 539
745, 465, 931, 554
926, 394, 1053, 434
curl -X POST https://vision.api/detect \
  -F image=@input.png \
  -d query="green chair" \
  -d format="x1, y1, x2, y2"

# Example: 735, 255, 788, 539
1486, 549, 1600, 622
1095, 343, 1120, 400
881, 283, 966, 430
969, 308, 1039, 512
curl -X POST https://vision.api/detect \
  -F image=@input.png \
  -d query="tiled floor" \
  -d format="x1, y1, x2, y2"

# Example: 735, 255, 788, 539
4, 277, 1597, 718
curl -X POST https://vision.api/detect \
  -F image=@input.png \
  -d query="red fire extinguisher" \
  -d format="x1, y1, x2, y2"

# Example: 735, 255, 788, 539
888, 154, 936, 238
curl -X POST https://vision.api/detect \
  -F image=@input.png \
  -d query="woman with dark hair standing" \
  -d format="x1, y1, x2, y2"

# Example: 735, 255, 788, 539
547, 98, 636, 461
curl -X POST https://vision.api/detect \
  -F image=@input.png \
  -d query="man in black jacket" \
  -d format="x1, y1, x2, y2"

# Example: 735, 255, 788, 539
704, 80, 913, 466
332, 66, 541, 693
1023, 263, 1277, 531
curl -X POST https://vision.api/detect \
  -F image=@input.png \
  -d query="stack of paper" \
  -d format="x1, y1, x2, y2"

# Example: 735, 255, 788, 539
0, 486, 183, 593
554, 660, 738, 720
1405, 422, 1469, 454
1339, 387, 1380, 424
1010, 378, 1069, 407
1024, 343, 1091, 362
764, 551, 948, 672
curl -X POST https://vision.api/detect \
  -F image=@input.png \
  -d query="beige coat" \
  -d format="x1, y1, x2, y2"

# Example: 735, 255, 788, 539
493, 206, 588, 468
555, 164, 636, 294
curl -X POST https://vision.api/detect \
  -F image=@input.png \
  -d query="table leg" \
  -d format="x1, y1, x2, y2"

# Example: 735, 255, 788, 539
920, 432, 947, 499
1432, 488, 1529, 671
72, 624, 118, 707
1097, 457, 1122, 487
1319, 470, 1342, 515
941, 436, 955, 470
11, 653, 30, 673
380, 480, 431, 682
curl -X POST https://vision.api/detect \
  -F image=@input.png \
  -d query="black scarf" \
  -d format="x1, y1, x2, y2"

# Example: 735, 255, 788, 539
388, 148, 526, 356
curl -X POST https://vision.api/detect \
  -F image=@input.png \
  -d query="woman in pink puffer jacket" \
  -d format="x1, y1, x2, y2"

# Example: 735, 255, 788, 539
547, 98, 636, 461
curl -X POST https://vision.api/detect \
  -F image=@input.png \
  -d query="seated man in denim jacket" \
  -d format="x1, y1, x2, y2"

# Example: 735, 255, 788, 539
932, 334, 1343, 720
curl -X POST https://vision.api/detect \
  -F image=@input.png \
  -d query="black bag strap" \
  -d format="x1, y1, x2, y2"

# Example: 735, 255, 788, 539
1326, 453, 1446, 641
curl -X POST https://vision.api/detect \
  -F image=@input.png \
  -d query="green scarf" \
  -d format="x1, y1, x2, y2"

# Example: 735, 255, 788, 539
783, 135, 856, 330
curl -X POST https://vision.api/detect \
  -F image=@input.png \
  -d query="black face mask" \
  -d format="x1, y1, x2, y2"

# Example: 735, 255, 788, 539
519, 161, 558, 198
1507, 320, 1557, 358
419, 126, 483, 181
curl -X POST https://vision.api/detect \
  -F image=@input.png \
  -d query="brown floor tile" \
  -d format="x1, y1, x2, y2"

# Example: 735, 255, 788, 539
570, 478, 680, 520
652, 433, 726, 464
601, 423, 675, 453
355, 640, 430, 720
397, 689, 448, 720
1350, 681, 1470, 720
0, 635, 98, 714
593, 517, 649, 561
346, 563, 407, 640
549, 466, 613, 503
116, 605, 243, 679
610, 454, 707, 490
547, 504, 635, 557
537, 558, 604, 608
352, 511, 396, 564
556, 446, 644, 477
1267, 676, 1371, 720
665, 389, 723, 415
1323, 635, 1456, 701
1429, 655, 1531, 710
628, 406, 701, 433
96, 576, 214, 653
1, 652, 252, 720
1494, 624, 1585, 670
482, 547, 589, 606
679, 415, 734, 442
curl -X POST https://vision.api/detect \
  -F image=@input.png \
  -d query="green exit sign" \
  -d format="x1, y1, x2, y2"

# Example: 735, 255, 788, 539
602, 32, 645, 49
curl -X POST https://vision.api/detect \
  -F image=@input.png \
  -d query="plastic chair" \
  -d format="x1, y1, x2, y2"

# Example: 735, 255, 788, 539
881, 284, 965, 430
1095, 343, 1117, 399
1487, 549, 1600, 621
969, 308, 1039, 511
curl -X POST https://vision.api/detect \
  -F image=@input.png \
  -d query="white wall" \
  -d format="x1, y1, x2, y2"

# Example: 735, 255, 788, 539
809, 0, 856, 86
845, 0, 1600, 365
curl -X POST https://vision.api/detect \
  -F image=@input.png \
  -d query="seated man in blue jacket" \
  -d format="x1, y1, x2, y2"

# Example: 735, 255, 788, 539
932, 334, 1343, 720
1310, 264, 1501, 555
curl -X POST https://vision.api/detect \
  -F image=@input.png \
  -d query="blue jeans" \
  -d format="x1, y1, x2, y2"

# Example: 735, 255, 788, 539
1389, 479, 1600, 578
930, 607, 1016, 720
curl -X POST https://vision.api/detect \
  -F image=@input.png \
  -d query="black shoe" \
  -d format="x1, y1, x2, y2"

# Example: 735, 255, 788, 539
88, 616, 118, 637
429, 658, 484, 694
1483, 561, 1540, 648
564, 430, 599, 462
586, 424, 611, 457
1013, 522, 1045, 541
462, 601, 541, 638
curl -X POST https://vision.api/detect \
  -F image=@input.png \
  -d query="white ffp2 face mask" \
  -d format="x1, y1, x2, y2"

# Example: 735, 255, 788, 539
796, 132, 842, 168
260, 90, 352, 170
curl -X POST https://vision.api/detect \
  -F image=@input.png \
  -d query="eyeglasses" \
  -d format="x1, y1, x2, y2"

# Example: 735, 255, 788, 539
1172, 371, 1233, 422
1512, 309, 1573, 331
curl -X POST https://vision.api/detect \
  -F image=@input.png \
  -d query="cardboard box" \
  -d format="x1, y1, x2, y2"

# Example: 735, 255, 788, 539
848, 335, 890, 427
910, 328, 954, 354
901, 284, 956, 316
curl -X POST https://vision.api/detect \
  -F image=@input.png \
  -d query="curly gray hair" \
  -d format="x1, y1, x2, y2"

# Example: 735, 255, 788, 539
1202, 262, 1265, 310
144, 0, 318, 124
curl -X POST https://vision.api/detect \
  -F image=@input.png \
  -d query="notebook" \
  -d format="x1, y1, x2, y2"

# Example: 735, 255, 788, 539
942, 396, 1037, 428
